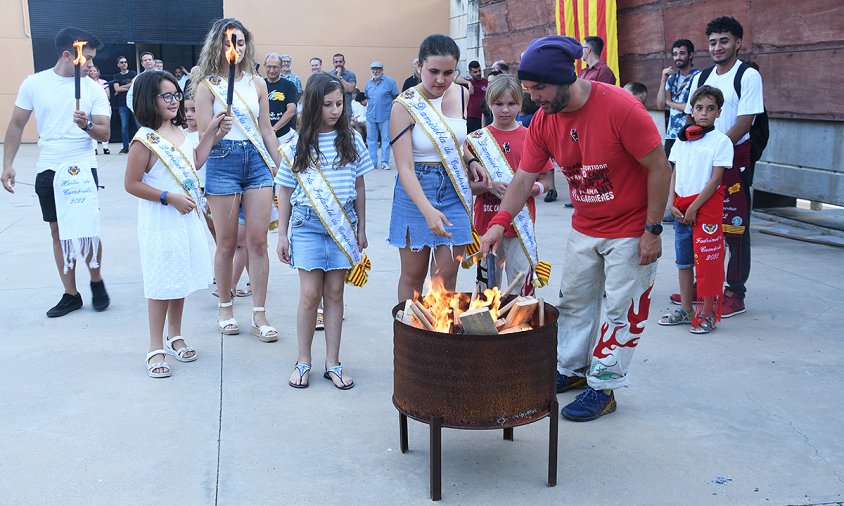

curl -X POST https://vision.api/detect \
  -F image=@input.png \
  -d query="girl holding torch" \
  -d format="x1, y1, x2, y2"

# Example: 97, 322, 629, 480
193, 18, 281, 341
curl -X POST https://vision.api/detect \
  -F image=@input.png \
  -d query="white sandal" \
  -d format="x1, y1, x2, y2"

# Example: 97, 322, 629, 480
165, 335, 197, 362
218, 300, 239, 335
146, 350, 171, 378
251, 307, 278, 342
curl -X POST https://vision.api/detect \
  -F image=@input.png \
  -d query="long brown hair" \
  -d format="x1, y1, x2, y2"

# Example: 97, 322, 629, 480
190, 18, 257, 97
292, 73, 358, 173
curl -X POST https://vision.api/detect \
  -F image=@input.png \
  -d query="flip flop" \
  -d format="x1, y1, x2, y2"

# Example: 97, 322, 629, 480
324, 364, 354, 390
289, 363, 311, 389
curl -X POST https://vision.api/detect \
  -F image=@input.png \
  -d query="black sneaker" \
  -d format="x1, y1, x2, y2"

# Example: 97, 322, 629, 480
556, 372, 587, 393
119, 147, 129, 154
544, 189, 558, 203
91, 280, 110, 311
46, 293, 83, 317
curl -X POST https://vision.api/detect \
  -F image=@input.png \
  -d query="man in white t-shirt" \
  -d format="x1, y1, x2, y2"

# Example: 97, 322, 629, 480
682, 16, 764, 318
1, 27, 112, 317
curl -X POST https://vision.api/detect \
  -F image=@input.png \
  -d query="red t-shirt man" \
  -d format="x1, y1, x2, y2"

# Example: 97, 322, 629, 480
520, 82, 661, 238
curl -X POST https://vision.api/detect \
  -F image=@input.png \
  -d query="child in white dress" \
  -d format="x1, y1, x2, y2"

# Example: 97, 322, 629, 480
124, 70, 231, 378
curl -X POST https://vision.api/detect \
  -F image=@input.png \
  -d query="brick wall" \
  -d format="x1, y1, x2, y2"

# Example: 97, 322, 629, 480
478, 0, 844, 121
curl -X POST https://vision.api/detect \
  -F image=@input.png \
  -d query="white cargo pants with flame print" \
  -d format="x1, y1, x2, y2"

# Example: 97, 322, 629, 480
556, 229, 657, 390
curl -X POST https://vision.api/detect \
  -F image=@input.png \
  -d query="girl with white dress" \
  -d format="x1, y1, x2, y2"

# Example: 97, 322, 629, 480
125, 70, 231, 378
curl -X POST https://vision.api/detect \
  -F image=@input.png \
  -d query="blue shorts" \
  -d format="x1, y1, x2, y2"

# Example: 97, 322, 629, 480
674, 220, 694, 269
387, 163, 472, 250
290, 202, 358, 272
205, 140, 274, 196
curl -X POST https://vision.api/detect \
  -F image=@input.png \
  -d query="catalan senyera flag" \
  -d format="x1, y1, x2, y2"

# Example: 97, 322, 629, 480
556, 0, 619, 85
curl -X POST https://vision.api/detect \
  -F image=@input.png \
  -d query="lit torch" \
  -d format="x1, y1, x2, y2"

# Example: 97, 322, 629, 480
224, 28, 238, 116
72, 40, 88, 111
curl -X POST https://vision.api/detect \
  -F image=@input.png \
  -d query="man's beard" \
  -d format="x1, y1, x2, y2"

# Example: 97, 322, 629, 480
675, 58, 690, 70
544, 85, 571, 114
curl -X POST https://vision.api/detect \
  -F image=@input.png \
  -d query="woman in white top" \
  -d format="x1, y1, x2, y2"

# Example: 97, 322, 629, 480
388, 34, 487, 302
193, 18, 280, 341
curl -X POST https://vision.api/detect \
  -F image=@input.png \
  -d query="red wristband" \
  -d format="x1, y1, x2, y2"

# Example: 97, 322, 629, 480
489, 210, 513, 230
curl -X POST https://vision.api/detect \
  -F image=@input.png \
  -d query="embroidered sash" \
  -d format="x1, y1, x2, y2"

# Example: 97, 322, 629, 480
395, 85, 481, 264
467, 127, 552, 287
674, 188, 725, 324
204, 75, 277, 171
134, 127, 204, 219
278, 137, 370, 287
52, 162, 100, 273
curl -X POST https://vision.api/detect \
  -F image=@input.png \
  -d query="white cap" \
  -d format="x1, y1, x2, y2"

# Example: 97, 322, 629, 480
370, 61, 384, 69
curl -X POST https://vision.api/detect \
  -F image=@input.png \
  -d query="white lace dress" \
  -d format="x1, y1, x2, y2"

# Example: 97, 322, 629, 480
138, 138, 212, 299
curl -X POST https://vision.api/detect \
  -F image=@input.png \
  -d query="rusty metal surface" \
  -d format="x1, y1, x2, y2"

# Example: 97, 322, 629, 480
392, 296, 559, 429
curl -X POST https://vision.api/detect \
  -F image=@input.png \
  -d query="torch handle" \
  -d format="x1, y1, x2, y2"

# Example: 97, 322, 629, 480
76, 99, 80, 111
226, 104, 232, 116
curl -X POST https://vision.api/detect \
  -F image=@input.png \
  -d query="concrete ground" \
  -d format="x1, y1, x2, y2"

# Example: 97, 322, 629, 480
1, 144, 842, 505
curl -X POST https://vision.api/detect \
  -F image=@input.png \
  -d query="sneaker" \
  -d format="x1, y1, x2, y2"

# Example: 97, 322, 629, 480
670, 292, 700, 305
102, 148, 110, 155
381, 162, 391, 170
119, 147, 129, 154
658, 308, 692, 326
315, 310, 325, 331
556, 372, 587, 393
721, 294, 746, 318
690, 314, 716, 334
46, 293, 83, 317
561, 388, 616, 422
90, 280, 110, 311
544, 189, 558, 203
564, 203, 574, 208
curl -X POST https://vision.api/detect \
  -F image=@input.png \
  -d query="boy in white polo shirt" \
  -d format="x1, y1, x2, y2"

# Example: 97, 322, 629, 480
660, 85, 733, 334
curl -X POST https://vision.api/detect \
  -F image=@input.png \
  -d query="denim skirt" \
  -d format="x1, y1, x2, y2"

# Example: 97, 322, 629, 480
290, 202, 358, 272
388, 163, 472, 250
205, 139, 274, 196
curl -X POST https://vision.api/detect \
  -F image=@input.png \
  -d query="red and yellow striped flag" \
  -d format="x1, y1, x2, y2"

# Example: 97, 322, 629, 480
556, 0, 619, 85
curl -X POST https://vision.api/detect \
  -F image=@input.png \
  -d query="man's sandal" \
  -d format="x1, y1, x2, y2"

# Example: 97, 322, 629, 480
289, 363, 311, 389
324, 364, 355, 390
146, 350, 171, 379
164, 335, 197, 362
217, 300, 239, 335
251, 307, 278, 342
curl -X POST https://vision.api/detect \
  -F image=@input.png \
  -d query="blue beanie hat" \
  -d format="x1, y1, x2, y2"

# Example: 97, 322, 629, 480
518, 36, 583, 85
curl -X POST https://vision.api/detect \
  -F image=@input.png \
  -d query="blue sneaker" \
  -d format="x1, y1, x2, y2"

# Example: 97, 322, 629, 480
556, 372, 587, 393
561, 388, 616, 422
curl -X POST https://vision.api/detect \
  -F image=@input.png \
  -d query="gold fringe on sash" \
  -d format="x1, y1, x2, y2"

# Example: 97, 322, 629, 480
461, 229, 482, 268
346, 253, 371, 287
534, 260, 552, 288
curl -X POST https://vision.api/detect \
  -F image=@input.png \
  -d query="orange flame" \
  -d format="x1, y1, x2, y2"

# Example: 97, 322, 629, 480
72, 40, 87, 66
419, 279, 504, 332
224, 28, 238, 65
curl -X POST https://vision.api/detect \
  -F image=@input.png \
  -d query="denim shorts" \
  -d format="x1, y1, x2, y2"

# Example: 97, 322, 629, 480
290, 202, 358, 272
205, 140, 274, 196
674, 220, 694, 269
387, 163, 472, 249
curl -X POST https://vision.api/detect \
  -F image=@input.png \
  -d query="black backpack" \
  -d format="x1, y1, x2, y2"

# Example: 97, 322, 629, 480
698, 62, 769, 163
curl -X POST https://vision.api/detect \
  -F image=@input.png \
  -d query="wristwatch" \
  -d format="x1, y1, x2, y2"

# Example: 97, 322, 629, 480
160, 191, 169, 206
644, 223, 663, 236
84, 120, 94, 132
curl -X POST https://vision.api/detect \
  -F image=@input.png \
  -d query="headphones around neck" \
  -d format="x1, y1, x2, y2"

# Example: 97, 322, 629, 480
679, 123, 715, 142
